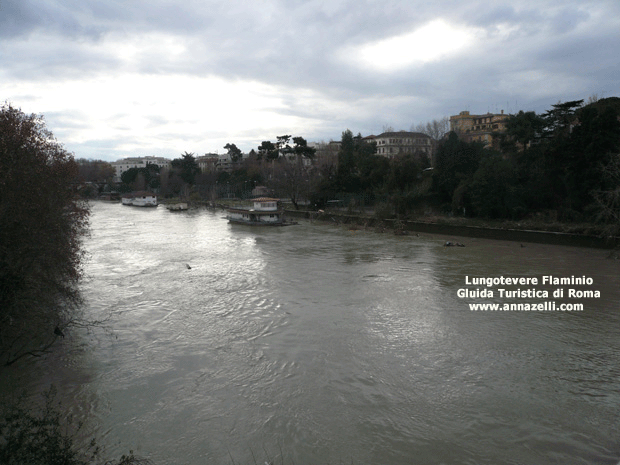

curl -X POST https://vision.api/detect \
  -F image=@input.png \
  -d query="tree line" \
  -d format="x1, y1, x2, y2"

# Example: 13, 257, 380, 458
79, 97, 620, 233
447, 97, 620, 229
305, 97, 619, 229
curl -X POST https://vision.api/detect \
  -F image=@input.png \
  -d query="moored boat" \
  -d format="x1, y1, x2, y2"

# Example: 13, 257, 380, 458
166, 202, 189, 211
227, 197, 290, 226
121, 191, 158, 207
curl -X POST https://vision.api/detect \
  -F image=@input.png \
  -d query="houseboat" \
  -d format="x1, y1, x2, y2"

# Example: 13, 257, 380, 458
166, 202, 189, 211
227, 198, 287, 225
121, 192, 158, 207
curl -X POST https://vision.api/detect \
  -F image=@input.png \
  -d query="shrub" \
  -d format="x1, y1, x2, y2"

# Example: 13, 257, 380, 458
0, 386, 152, 465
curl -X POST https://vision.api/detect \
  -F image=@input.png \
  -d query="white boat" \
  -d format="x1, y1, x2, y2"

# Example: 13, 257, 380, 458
227, 198, 288, 226
166, 202, 189, 211
121, 192, 158, 207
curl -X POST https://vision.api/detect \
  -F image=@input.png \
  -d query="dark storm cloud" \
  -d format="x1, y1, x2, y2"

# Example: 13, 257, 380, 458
0, 0, 101, 39
1, 0, 619, 159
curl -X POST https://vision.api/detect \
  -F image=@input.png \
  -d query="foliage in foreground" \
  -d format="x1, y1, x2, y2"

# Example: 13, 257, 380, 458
0, 103, 90, 366
0, 386, 151, 465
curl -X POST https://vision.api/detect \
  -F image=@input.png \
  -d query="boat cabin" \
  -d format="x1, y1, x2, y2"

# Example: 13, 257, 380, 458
122, 191, 158, 207
252, 198, 279, 211
227, 197, 284, 225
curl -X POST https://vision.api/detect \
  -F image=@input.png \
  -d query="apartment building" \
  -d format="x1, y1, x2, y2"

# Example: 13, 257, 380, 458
112, 156, 171, 182
195, 153, 220, 173
372, 131, 433, 160
449, 110, 509, 149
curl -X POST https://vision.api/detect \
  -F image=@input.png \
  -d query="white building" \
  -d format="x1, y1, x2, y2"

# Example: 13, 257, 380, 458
112, 156, 171, 182
372, 131, 433, 160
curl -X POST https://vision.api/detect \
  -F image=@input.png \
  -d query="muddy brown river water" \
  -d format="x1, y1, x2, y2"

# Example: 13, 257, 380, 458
2, 201, 619, 464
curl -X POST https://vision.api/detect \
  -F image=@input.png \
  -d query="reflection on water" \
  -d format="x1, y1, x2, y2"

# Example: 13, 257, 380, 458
2, 201, 619, 465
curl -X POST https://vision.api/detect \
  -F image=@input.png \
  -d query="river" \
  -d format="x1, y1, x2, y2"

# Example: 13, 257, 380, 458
2, 201, 620, 464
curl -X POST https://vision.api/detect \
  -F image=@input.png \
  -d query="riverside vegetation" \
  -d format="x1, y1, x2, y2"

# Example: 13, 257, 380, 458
81, 97, 620, 240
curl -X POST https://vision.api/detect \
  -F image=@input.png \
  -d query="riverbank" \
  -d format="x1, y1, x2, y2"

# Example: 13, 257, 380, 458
284, 209, 620, 250
201, 200, 618, 250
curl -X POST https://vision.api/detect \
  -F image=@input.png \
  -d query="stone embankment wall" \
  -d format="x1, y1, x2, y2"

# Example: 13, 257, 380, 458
284, 209, 618, 249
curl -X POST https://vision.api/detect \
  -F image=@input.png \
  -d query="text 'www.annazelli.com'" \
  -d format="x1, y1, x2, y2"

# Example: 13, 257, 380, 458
469, 302, 584, 311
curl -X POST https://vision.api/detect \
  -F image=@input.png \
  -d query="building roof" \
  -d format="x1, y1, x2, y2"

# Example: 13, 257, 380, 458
376, 131, 431, 139
253, 197, 280, 202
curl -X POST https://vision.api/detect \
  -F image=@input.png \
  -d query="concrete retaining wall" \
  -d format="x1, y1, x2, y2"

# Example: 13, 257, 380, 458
284, 209, 618, 249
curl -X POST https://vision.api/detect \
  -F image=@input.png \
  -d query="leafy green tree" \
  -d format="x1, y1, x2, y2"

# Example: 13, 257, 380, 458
144, 162, 161, 189
541, 99, 583, 139
276, 135, 292, 155
292, 136, 316, 159
171, 152, 201, 186
357, 149, 388, 194
121, 166, 140, 185
386, 153, 423, 191
503, 110, 545, 151
433, 132, 485, 208
0, 103, 89, 366
336, 130, 369, 193
562, 103, 620, 214
515, 99, 620, 218
120, 163, 161, 192
469, 155, 520, 218
336, 130, 356, 187
258, 140, 278, 160
592, 152, 620, 236
385, 152, 432, 217
224, 143, 243, 163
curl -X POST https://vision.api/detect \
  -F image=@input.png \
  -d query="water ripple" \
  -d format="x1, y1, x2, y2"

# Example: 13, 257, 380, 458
4, 202, 619, 465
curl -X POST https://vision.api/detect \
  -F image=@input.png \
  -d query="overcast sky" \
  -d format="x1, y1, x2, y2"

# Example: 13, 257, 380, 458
2, 0, 619, 161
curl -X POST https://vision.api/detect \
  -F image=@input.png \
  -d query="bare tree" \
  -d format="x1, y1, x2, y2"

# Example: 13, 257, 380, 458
411, 116, 450, 140
268, 137, 316, 209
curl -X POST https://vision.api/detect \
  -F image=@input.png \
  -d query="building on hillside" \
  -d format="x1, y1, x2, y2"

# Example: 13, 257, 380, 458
216, 153, 237, 172
373, 131, 433, 161
279, 151, 313, 168
195, 153, 220, 173
449, 110, 509, 149
112, 156, 171, 182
